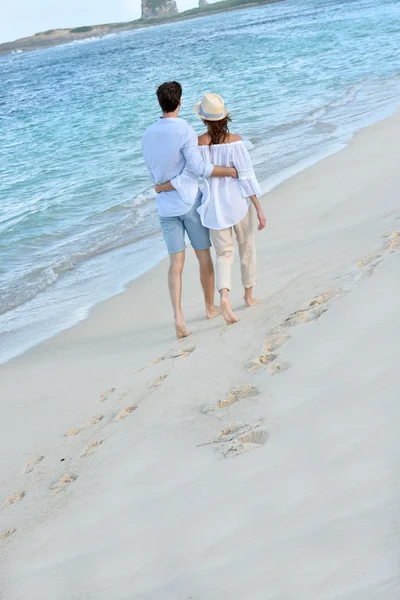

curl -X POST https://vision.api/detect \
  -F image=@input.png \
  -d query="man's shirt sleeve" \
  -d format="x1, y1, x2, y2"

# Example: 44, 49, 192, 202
181, 125, 213, 178
141, 136, 154, 182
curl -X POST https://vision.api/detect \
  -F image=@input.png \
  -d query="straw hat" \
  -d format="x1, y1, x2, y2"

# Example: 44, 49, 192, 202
194, 93, 228, 121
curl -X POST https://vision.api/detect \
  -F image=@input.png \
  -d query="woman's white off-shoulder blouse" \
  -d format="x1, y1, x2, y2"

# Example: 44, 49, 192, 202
197, 141, 262, 230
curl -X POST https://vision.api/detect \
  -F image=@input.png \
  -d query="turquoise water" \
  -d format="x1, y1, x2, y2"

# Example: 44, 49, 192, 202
1, 0, 400, 362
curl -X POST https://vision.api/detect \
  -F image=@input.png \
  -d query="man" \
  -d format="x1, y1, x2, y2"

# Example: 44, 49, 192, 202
141, 81, 238, 339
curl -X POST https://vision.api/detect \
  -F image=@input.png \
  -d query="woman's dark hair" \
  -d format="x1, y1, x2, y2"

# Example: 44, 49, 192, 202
156, 81, 182, 113
204, 114, 232, 146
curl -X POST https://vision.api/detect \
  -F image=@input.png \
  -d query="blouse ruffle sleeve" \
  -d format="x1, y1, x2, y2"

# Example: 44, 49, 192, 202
170, 168, 199, 207
232, 142, 262, 198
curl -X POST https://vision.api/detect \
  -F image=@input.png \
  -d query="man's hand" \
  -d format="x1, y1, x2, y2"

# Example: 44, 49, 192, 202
230, 168, 238, 179
257, 209, 267, 231
154, 181, 174, 193
211, 166, 238, 178
155, 168, 237, 193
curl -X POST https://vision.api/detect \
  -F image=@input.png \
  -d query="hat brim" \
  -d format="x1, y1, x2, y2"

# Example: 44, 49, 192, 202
194, 101, 228, 121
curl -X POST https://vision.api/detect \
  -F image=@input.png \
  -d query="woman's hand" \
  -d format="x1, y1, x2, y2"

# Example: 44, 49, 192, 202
257, 209, 267, 231
249, 196, 266, 230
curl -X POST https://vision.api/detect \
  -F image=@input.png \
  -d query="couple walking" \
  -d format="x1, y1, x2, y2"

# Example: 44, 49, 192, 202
142, 81, 266, 338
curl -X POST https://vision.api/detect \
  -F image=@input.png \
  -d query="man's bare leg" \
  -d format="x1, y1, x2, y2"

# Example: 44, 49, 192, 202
195, 249, 221, 319
244, 287, 260, 307
168, 251, 190, 338
220, 288, 239, 324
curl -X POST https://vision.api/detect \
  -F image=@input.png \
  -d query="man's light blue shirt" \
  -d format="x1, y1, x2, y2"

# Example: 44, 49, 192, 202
141, 117, 213, 218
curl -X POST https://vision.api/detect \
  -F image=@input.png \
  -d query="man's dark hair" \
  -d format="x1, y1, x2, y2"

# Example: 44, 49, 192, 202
156, 81, 182, 114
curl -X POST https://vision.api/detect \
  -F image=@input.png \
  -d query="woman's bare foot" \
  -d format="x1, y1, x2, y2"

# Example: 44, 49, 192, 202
245, 297, 260, 307
174, 316, 190, 339
220, 298, 239, 325
244, 288, 260, 308
206, 305, 222, 320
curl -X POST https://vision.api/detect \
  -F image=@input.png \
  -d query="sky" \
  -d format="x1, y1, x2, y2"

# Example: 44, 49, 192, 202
1, 0, 198, 44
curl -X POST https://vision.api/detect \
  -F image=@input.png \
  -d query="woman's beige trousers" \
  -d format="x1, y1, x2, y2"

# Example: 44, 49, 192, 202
210, 207, 256, 292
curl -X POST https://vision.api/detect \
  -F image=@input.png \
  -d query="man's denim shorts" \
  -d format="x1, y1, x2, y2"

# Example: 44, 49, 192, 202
159, 196, 211, 255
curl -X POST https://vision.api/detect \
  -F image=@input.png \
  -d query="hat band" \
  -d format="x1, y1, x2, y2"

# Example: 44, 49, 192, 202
199, 104, 225, 119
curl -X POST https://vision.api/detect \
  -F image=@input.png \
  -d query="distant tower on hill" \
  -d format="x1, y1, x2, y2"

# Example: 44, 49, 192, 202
141, 0, 178, 19
199, 0, 209, 5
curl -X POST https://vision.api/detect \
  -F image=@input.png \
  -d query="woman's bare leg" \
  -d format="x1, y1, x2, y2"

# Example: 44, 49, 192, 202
244, 287, 260, 307
220, 288, 239, 324
210, 228, 238, 324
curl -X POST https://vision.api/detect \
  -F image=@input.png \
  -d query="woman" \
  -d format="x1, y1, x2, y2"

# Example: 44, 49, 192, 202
157, 93, 266, 324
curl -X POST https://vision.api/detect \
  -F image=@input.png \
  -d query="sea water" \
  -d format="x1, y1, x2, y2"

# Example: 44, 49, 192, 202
1, 0, 400, 363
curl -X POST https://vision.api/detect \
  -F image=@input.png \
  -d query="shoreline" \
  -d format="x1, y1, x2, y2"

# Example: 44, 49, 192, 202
1, 106, 399, 598
1, 100, 398, 366
0, 0, 283, 56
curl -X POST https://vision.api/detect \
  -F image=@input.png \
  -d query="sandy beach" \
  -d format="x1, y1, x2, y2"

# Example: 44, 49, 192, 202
1, 110, 400, 599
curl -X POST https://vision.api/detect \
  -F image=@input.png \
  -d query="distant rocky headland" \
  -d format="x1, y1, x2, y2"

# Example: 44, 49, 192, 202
0, 0, 283, 55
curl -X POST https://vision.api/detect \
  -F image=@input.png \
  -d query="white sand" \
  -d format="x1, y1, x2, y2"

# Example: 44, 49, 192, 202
1, 112, 400, 599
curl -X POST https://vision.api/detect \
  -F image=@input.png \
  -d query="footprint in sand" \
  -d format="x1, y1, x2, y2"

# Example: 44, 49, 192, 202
0, 528, 17, 540
310, 288, 340, 306
3, 491, 25, 505
51, 473, 78, 495
66, 427, 83, 436
66, 414, 103, 436
258, 353, 278, 365
248, 352, 278, 372
88, 414, 103, 426
114, 405, 137, 421
201, 421, 268, 458
264, 329, 291, 352
23, 456, 44, 475
354, 232, 400, 280
97, 387, 116, 403
283, 305, 327, 327
81, 440, 103, 457
222, 428, 269, 457
355, 232, 400, 280
249, 329, 292, 372
218, 384, 259, 409
150, 374, 167, 389
382, 231, 400, 250
356, 253, 383, 278
250, 293, 337, 373
357, 253, 382, 269
167, 346, 196, 359
135, 346, 196, 373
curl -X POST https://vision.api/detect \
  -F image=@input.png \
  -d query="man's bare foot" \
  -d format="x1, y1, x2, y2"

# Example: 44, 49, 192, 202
206, 305, 222, 320
174, 318, 190, 339
221, 299, 239, 325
